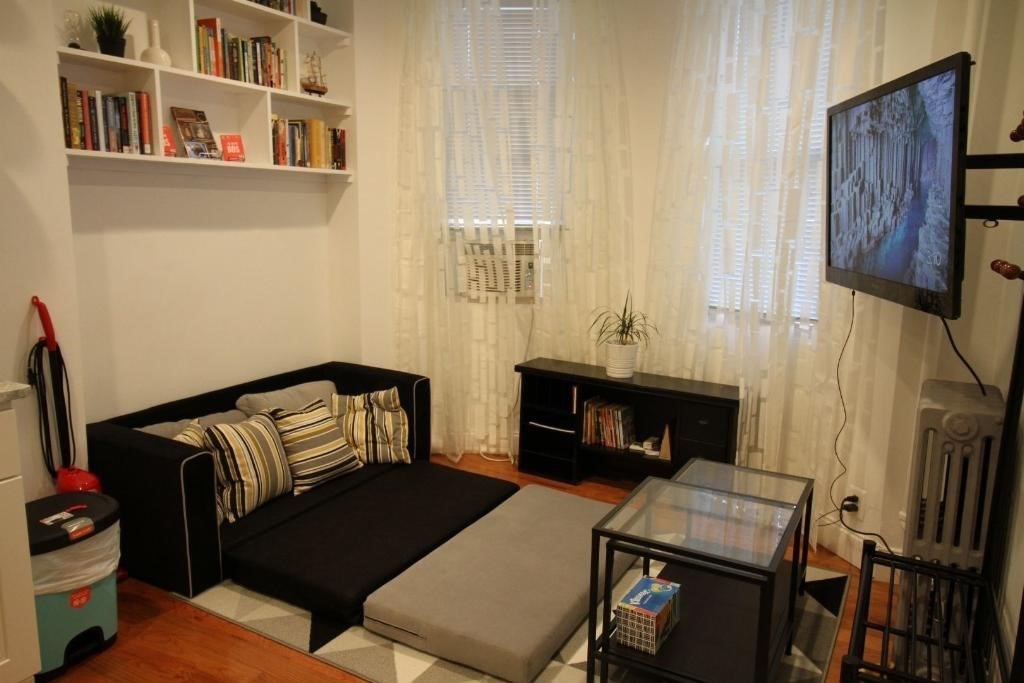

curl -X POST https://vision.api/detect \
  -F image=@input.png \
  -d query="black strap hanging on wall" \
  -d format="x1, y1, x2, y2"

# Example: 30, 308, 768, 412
26, 296, 76, 478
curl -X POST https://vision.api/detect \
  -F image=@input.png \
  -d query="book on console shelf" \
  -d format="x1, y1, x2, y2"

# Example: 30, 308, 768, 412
582, 397, 635, 450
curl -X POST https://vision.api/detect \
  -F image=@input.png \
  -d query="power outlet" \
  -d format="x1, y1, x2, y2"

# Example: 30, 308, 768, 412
847, 486, 867, 518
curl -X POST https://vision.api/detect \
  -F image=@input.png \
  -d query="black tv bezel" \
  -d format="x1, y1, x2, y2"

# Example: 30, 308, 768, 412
825, 51, 971, 320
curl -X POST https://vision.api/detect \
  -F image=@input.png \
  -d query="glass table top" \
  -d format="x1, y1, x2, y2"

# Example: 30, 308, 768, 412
597, 477, 796, 569
673, 458, 811, 507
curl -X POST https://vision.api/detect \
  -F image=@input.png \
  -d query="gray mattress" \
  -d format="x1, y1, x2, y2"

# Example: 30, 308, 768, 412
363, 484, 633, 682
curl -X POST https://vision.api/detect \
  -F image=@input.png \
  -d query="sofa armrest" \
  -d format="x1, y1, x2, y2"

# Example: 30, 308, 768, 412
87, 422, 222, 597
326, 362, 431, 462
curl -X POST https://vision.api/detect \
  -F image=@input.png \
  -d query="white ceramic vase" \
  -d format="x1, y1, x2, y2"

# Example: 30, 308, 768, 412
140, 19, 172, 67
605, 342, 639, 378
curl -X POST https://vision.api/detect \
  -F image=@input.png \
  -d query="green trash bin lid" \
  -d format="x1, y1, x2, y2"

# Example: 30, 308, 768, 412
26, 492, 120, 556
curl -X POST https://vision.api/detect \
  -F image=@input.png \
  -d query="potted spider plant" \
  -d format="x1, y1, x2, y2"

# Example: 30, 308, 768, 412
589, 292, 657, 378
89, 5, 131, 58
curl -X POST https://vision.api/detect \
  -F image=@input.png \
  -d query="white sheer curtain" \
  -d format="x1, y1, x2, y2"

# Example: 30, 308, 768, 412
395, 0, 633, 459
643, 0, 887, 531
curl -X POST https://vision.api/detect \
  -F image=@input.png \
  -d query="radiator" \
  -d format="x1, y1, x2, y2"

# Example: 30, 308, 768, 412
896, 380, 1005, 680
903, 379, 1005, 571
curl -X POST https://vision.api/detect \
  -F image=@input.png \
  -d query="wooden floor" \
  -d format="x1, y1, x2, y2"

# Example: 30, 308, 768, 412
59, 454, 878, 682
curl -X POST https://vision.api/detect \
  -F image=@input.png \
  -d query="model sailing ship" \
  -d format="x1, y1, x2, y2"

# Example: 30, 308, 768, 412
300, 51, 328, 96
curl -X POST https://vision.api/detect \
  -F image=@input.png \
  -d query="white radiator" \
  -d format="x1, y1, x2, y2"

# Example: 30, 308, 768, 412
903, 379, 1005, 570
897, 380, 1005, 679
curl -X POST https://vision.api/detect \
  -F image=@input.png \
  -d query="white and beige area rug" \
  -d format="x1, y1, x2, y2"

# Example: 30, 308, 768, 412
188, 563, 848, 683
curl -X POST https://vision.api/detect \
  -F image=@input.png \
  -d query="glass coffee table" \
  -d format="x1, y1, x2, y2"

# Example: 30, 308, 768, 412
586, 459, 813, 682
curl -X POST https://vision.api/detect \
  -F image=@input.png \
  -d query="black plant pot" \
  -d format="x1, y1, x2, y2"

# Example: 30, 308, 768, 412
97, 36, 126, 58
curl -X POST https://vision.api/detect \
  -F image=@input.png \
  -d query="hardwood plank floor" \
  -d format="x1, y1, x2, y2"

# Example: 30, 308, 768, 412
59, 454, 874, 682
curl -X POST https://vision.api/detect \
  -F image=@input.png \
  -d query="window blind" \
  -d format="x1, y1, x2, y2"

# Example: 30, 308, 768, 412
444, 0, 558, 227
705, 0, 828, 320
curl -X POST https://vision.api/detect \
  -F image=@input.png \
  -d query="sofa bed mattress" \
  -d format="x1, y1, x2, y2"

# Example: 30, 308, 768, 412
223, 462, 519, 625
363, 485, 633, 683
220, 464, 394, 552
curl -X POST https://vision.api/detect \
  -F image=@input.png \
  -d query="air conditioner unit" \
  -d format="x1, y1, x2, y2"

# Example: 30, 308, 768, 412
461, 241, 536, 298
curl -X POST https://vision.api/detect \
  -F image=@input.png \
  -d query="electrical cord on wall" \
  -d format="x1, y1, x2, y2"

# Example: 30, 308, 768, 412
817, 289, 895, 554
818, 290, 856, 526
839, 500, 894, 554
940, 316, 987, 397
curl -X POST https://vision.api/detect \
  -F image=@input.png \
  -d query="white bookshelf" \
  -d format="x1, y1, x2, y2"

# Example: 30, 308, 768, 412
53, 0, 353, 179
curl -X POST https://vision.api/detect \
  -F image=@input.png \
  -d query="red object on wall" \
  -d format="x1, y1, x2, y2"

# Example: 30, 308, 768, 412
56, 467, 101, 493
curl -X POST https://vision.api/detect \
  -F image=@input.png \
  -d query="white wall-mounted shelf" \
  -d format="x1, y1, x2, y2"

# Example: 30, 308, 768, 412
53, 0, 353, 176
65, 148, 353, 180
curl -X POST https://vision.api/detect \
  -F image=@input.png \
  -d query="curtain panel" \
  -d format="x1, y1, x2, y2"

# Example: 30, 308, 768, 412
643, 0, 888, 541
394, 0, 633, 459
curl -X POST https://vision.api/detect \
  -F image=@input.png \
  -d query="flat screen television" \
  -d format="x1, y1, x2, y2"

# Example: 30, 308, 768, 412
825, 52, 971, 319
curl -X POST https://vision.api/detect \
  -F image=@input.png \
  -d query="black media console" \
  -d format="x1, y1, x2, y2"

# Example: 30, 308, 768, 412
514, 358, 740, 483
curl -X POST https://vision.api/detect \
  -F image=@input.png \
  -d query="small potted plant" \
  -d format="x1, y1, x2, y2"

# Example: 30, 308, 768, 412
589, 292, 657, 378
89, 5, 131, 58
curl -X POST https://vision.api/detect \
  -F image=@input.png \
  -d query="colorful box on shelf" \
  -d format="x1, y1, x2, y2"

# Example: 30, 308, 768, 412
614, 576, 681, 655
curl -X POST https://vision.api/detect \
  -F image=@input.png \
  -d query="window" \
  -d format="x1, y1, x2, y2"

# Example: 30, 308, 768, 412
443, 0, 559, 229
705, 3, 829, 321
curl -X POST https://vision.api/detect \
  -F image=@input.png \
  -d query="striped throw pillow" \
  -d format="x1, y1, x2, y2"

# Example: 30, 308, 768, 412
271, 399, 363, 495
205, 413, 292, 523
172, 420, 206, 448
332, 387, 410, 465
174, 420, 225, 524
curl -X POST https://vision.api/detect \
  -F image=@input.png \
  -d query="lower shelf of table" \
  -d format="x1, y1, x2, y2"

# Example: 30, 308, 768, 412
593, 619, 793, 683
590, 559, 795, 683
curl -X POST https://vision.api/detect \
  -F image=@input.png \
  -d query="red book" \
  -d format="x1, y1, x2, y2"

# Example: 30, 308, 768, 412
219, 133, 245, 162
137, 91, 152, 154
196, 18, 223, 76
161, 125, 175, 157
80, 89, 93, 150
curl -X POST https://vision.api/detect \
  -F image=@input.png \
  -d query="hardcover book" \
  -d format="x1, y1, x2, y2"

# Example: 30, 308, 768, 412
170, 107, 221, 159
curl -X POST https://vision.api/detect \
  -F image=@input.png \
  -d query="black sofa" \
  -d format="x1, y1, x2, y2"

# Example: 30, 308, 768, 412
88, 361, 519, 629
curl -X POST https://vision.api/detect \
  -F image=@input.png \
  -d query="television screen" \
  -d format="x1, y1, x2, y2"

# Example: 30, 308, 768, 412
826, 52, 971, 319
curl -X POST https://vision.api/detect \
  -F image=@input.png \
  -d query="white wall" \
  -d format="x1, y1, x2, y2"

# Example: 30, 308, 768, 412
0, 1, 86, 501
351, 0, 404, 370
874, 0, 1024, 655
70, 171, 336, 420
977, 0, 1024, 660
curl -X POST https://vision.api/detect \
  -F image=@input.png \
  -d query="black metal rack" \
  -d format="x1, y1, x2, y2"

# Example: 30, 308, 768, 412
842, 541, 1009, 682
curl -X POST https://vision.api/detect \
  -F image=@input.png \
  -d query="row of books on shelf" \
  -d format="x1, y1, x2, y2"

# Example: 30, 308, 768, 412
248, 0, 296, 13
58, 89, 347, 170
272, 116, 346, 169
59, 77, 152, 154
583, 398, 635, 450
582, 396, 670, 459
196, 18, 287, 89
